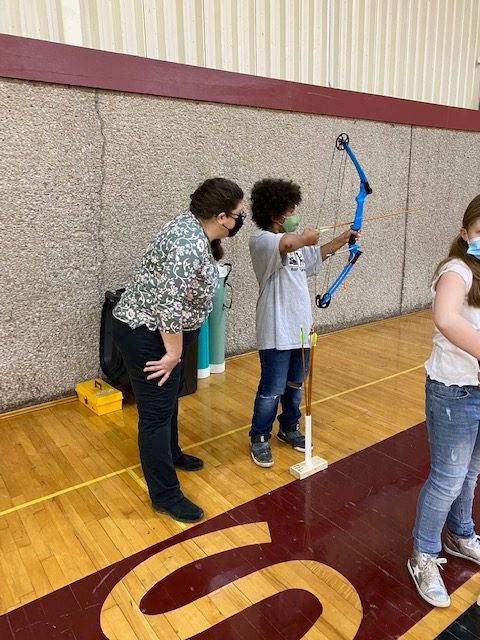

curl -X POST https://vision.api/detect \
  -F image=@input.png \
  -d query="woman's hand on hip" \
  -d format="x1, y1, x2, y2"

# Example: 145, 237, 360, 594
144, 353, 181, 386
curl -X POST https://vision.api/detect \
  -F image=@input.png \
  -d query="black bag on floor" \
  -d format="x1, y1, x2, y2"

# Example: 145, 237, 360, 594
99, 289, 198, 397
100, 289, 129, 387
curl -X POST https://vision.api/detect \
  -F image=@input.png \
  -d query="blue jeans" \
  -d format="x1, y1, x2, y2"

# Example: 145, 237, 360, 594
249, 348, 309, 440
413, 376, 480, 554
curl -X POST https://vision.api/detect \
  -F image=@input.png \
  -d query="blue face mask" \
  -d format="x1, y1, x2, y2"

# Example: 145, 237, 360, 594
467, 236, 480, 258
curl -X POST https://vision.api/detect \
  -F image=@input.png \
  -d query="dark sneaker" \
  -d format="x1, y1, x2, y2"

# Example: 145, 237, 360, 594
173, 453, 204, 471
444, 530, 480, 565
407, 550, 450, 607
277, 425, 306, 452
250, 435, 274, 467
153, 497, 204, 523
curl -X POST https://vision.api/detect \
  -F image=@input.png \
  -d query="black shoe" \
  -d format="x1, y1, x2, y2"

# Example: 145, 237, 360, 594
153, 497, 204, 523
250, 435, 274, 467
173, 453, 204, 471
277, 424, 307, 452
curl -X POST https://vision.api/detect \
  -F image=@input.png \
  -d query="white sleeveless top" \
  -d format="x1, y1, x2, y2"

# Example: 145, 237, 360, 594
425, 258, 480, 387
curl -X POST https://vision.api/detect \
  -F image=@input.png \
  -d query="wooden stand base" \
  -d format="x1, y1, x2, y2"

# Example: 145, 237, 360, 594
289, 456, 328, 479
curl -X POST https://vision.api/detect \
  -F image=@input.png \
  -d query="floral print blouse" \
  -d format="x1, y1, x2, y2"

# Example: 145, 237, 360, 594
113, 211, 219, 333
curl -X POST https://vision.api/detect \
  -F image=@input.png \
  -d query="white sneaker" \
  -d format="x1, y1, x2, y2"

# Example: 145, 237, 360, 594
407, 551, 450, 607
444, 530, 480, 565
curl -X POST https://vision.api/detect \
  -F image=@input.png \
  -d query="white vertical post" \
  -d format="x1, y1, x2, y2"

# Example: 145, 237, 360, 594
305, 414, 312, 466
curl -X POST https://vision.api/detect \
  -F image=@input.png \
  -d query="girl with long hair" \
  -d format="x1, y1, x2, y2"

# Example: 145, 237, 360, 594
409, 195, 480, 607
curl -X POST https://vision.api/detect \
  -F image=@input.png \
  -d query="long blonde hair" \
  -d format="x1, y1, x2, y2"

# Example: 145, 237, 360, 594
433, 195, 480, 307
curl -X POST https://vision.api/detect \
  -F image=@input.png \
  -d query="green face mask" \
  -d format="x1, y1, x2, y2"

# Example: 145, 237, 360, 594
281, 214, 300, 233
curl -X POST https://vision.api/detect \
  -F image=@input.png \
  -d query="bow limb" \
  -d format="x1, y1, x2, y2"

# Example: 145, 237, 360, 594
343, 140, 372, 240
315, 249, 361, 308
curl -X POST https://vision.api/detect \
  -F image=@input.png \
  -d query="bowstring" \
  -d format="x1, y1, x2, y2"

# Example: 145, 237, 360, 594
314, 144, 336, 302
314, 147, 347, 303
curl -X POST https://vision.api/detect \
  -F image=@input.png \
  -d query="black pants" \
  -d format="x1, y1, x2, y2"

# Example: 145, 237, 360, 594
112, 317, 199, 508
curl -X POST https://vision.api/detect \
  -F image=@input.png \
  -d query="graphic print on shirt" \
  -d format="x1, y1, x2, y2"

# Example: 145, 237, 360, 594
284, 249, 305, 271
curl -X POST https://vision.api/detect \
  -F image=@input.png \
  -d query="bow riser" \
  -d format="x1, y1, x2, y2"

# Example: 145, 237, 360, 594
349, 182, 370, 246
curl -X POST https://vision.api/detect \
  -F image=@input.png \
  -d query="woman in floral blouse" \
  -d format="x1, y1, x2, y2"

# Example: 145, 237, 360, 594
113, 177, 244, 523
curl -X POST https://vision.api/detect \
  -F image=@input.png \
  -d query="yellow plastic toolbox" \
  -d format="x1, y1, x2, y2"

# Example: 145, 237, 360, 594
75, 378, 123, 415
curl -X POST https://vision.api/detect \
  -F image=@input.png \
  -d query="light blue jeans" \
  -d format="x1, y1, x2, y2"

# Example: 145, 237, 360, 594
413, 376, 480, 554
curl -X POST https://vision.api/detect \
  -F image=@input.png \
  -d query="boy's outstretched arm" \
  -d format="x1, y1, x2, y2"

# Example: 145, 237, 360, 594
279, 228, 320, 256
320, 229, 359, 260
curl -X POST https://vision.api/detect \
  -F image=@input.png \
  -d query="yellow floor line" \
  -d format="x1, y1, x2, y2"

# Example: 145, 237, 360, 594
313, 363, 424, 402
0, 464, 141, 518
0, 363, 425, 518
184, 364, 425, 451
126, 467, 147, 490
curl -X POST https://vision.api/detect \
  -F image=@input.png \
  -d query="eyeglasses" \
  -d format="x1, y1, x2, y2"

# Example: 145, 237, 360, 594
229, 210, 246, 219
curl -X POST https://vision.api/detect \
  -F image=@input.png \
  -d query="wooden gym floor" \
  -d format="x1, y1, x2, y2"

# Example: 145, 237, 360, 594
1, 310, 480, 639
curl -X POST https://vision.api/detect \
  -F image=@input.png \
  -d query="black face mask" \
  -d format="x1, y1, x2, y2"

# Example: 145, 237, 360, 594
227, 213, 245, 237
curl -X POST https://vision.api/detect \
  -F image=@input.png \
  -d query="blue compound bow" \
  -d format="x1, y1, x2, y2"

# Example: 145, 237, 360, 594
315, 133, 372, 309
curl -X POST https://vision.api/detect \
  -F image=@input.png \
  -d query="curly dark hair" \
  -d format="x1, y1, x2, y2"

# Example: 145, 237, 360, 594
250, 179, 302, 230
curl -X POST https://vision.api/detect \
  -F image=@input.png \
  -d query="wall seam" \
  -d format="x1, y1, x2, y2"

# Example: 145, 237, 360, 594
399, 125, 414, 314
93, 88, 107, 376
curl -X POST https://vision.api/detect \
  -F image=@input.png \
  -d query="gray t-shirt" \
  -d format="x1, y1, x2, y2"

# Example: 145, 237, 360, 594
249, 230, 322, 350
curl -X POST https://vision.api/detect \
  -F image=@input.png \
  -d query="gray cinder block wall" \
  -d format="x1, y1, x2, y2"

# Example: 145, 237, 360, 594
1, 78, 479, 411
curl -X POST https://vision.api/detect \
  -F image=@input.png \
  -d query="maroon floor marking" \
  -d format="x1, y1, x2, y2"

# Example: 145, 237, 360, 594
1, 423, 479, 639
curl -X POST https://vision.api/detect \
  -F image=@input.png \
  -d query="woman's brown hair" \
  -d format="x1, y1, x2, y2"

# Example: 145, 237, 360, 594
190, 177, 244, 261
434, 195, 480, 307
